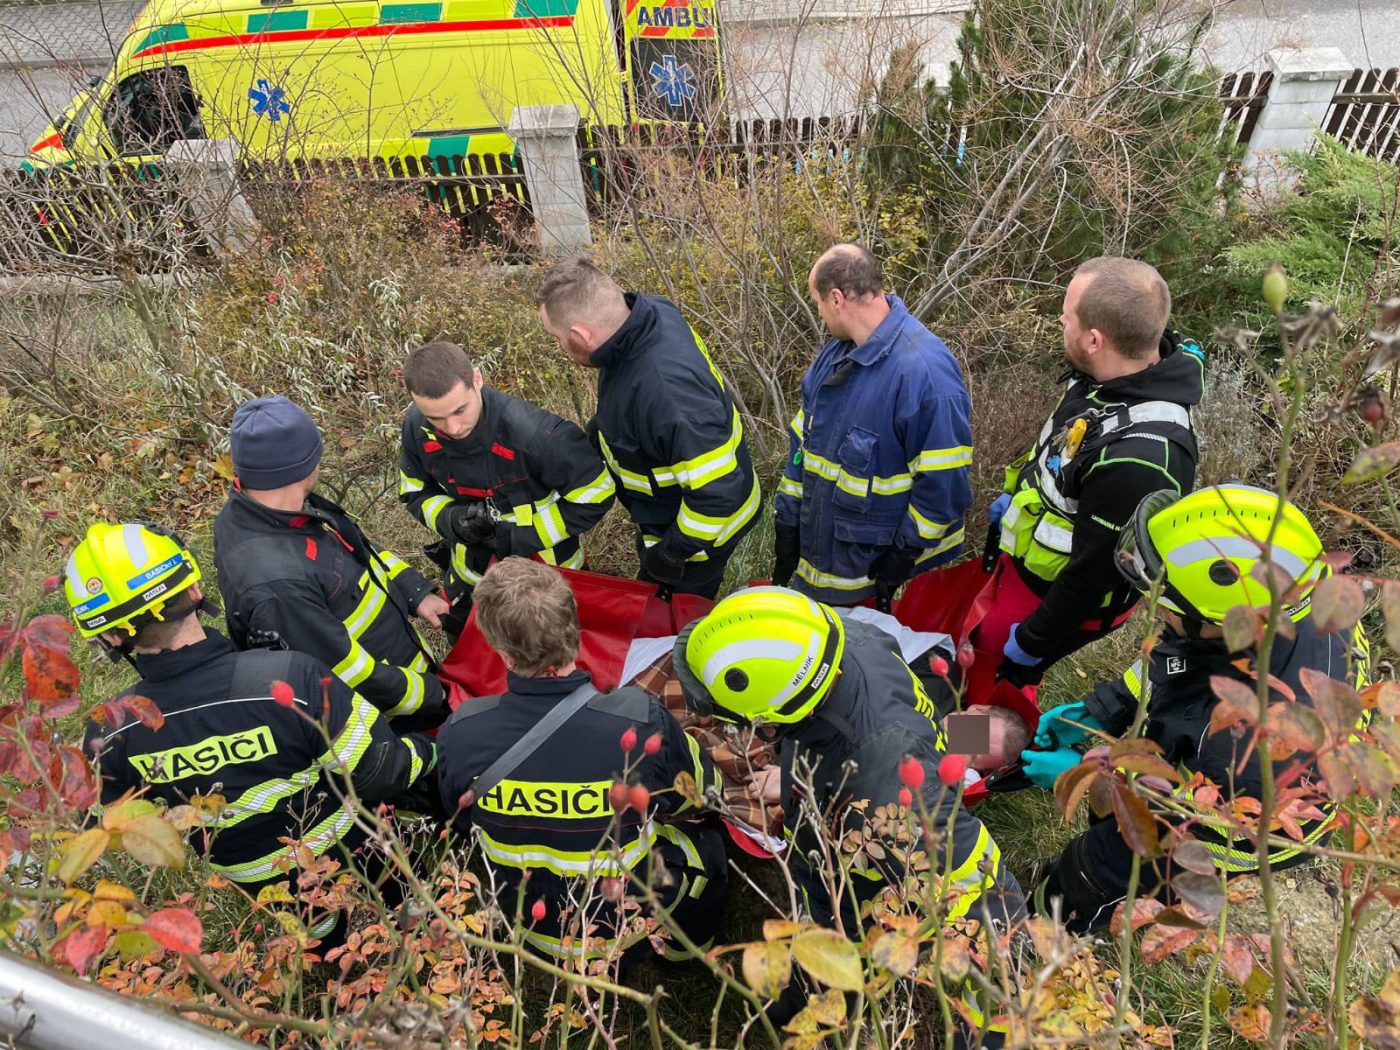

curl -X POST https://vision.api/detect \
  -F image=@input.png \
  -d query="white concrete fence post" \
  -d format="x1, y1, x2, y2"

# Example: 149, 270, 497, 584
1243, 46, 1353, 194
165, 138, 260, 257
506, 104, 592, 257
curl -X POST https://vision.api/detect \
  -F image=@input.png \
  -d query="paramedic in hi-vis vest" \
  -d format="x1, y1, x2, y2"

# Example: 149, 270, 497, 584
970, 257, 1204, 705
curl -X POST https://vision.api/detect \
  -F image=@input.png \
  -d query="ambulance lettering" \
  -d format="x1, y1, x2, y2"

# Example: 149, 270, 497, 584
635, 5, 710, 29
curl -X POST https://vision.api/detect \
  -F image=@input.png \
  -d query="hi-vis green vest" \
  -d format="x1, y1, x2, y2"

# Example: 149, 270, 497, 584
1000, 395, 1196, 585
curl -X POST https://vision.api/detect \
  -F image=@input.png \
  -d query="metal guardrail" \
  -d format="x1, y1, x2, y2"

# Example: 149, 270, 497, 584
0, 950, 246, 1049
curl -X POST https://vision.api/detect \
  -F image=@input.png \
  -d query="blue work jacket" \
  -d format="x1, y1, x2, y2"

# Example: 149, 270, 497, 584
775, 295, 973, 604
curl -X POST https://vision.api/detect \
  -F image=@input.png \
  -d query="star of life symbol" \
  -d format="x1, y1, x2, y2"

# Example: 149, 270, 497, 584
648, 54, 696, 108
248, 79, 290, 122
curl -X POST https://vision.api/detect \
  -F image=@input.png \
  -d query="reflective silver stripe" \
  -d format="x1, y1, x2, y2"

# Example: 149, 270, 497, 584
1101, 400, 1192, 434
1166, 537, 1309, 579
1032, 517, 1073, 553
121, 524, 150, 566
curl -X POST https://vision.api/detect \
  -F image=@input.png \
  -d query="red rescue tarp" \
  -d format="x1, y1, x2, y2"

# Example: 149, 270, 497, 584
439, 567, 714, 702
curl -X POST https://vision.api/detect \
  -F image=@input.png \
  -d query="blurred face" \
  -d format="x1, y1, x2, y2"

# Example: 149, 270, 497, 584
538, 304, 597, 367
1060, 273, 1098, 374
412, 373, 484, 441
808, 269, 851, 342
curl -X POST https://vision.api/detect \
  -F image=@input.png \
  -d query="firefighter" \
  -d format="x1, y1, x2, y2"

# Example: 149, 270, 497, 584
68, 522, 436, 939
536, 256, 760, 599
773, 244, 974, 607
214, 396, 451, 730
398, 340, 615, 637
674, 587, 1025, 1038
1028, 485, 1371, 932
436, 558, 729, 964
973, 257, 1204, 696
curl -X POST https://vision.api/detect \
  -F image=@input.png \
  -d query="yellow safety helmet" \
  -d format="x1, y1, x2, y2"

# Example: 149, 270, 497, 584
64, 522, 202, 639
682, 586, 845, 725
1114, 484, 1326, 624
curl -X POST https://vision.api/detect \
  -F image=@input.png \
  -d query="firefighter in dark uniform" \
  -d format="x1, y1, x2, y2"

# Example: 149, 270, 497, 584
674, 587, 1026, 1042
397, 340, 615, 637
436, 558, 728, 964
214, 396, 451, 730
971, 257, 1204, 708
1028, 485, 1372, 932
66, 522, 436, 941
536, 256, 760, 599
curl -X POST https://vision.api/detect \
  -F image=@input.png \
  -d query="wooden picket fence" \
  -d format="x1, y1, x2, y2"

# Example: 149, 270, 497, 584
1324, 67, 1400, 163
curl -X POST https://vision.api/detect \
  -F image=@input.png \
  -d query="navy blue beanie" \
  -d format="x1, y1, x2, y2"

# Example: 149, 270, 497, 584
229, 396, 323, 490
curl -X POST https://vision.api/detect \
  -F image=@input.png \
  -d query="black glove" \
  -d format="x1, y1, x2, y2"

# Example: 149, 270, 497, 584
772, 522, 800, 587
447, 502, 497, 547
869, 544, 918, 588
641, 544, 686, 587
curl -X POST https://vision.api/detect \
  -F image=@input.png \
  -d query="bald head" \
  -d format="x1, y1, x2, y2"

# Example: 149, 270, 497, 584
810, 243, 884, 300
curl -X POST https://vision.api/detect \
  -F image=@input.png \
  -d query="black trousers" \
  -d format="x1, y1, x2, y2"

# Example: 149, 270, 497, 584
634, 532, 737, 601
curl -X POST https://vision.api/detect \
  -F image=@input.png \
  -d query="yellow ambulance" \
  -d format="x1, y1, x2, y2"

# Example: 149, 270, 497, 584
26, 0, 719, 168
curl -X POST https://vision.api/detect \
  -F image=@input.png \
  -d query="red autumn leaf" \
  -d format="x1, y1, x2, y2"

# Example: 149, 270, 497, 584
57, 746, 97, 810
1112, 782, 1160, 858
61, 925, 109, 975
142, 908, 203, 954
41, 696, 81, 720
1170, 839, 1218, 876
1210, 676, 1260, 734
1139, 924, 1198, 963
1310, 574, 1366, 633
1172, 872, 1224, 919
1228, 1004, 1271, 1043
120, 695, 164, 731
20, 614, 73, 654
1222, 605, 1260, 654
22, 642, 79, 704
1300, 668, 1364, 739
1109, 897, 1163, 937
1054, 762, 1099, 821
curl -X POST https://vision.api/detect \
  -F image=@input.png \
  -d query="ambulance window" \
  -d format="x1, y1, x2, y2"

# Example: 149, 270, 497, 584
105, 67, 204, 155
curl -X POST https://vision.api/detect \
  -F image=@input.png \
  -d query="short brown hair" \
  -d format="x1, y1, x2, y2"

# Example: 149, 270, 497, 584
1073, 257, 1171, 359
474, 558, 580, 676
404, 341, 474, 399
811, 244, 884, 299
535, 256, 625, 330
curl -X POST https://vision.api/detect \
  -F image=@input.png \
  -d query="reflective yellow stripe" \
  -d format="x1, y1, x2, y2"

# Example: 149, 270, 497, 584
529, 493, 568, 548
909, 505, 957, 542
522, 923, 652, 961
796, 559, 870, 591
1123, 659, 1147, 701
938, 825, 998, 923
478, 823, 656, 876
343, 572, 387, 639
836, 473, 868, 499
657, 823, 702, 868
789, 409, 804, 440
778, 476, 803, 499
449, 545, 485, 587
597, 432, 652, 494
374, 552, 412, 581
404, 737, 424, 782
564, 467, 615, 505
419, 494, 452, 532
333, 643, 375, 687
913, 528, 965, 563
910, 446, 973, 473
871, 473, 912, 496
714, 477, 761, 546
398, 470, 425, 495
803, 452, 840, 483
386, 669, 425, 717
559, 547, 584, 569
676, 501, 727, 540
212, 805, 357, 882
659, 407, 745, 490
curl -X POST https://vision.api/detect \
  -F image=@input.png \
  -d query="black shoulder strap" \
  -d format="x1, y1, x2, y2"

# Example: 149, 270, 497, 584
229, 649, 297, 704
468, 682, 599, 805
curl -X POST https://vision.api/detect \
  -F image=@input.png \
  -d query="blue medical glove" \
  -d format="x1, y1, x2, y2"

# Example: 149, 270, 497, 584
988, 493, 1012, 529
1002, 623, 1040, 667
1034, 701, 1104, 749
1022, 747, 1082, 790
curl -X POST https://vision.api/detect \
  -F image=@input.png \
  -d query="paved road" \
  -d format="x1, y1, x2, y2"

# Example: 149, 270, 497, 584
1208, 0, 1400, 72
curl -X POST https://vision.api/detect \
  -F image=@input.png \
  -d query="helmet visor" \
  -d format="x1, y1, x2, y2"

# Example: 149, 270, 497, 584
1114, 489, 1179, 593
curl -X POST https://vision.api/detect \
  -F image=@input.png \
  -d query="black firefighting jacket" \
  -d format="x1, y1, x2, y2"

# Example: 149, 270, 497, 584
1081, 615, 1371, 872
437, 670, 723, 960
398, 388, 615, 594
213, 488, 446, 729
675, 619, 1025, 931
589, 293, 760, 566
1003, 334, 1203, 660
84, 631, 436, 885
